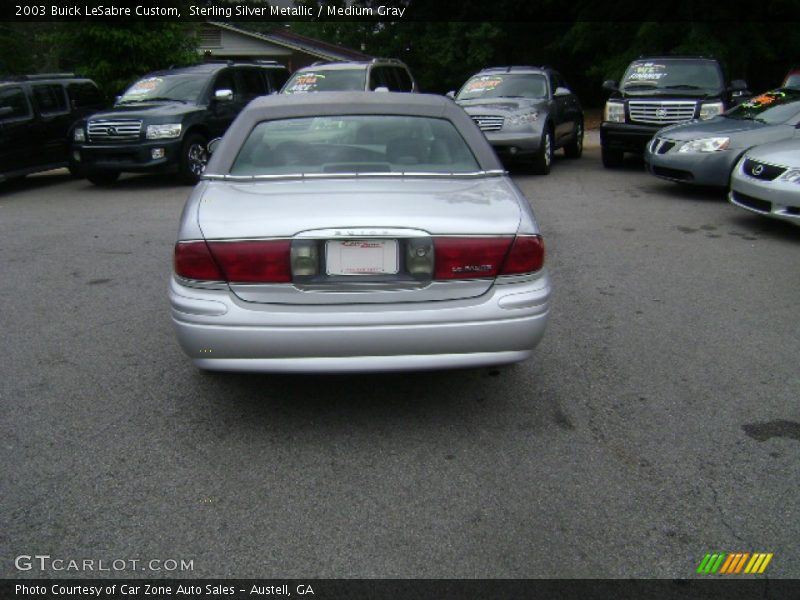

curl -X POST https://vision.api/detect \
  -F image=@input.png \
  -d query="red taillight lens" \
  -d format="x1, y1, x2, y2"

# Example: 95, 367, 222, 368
500, 235, 545, 275
207, 240, 292, 283
174, 241, 224, 281
433, 237, 513, 280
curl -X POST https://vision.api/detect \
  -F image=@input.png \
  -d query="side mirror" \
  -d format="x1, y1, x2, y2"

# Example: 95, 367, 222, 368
214, 89, 233, 102
554, 86, 571, 97
0, 106, 13, 117
730, 79, 748, 92
445, 91, 456, 99
602, 80, 618, 92
207, 137, 222, 155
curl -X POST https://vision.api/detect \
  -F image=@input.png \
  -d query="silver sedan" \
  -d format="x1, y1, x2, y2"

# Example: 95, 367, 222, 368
729, 138, 800, 225
169, 92, 551, 373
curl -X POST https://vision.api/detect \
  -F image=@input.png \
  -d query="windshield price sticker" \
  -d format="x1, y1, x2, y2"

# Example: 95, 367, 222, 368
626, 63, 667, 81
125, 77, 162, 98
465, 77, 503, 92
326, 239, 399, 275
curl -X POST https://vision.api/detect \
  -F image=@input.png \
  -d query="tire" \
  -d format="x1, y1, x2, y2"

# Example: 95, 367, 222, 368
86, 170, 120, 186
179, 134, 209, 185
564, 120, 583, 158
531, 127, 553, 175
601, 145, 624, 168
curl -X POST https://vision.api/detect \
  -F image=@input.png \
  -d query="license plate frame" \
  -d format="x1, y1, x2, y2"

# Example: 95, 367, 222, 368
325, 239, 399, 276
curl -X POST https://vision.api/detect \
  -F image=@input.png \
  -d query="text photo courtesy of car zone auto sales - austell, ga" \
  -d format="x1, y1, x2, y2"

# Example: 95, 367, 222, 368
1, 3, 799, 599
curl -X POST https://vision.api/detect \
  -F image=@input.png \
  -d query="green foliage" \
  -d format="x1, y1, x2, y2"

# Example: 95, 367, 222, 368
50, 23, 199, 96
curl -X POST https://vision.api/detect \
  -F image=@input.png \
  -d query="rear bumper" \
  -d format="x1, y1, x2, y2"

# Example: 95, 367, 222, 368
169, 273, 551, 373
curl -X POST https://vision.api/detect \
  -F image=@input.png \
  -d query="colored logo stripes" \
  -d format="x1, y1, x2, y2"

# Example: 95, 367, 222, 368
697, 552, 773, 574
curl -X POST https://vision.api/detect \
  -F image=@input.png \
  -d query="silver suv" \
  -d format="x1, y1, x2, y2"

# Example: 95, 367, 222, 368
452, 66, 584, 175
281, 59, 417, 94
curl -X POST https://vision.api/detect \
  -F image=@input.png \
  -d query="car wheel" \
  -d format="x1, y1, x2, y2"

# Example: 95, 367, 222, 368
179, 134, 209, 185
86, 170, 120, 186
601, 145, 624, 168
532, 127, 553, 175
564, 120, 583, 158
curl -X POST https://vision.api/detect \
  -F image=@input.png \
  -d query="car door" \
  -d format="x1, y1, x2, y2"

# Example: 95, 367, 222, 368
31, 83, 72, 165
208, 69, 244, 137
548, 72, 572, 144
0, 86, 35, 176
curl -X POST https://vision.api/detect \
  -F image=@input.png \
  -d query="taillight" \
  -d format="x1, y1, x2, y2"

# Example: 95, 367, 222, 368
500, 235, 545, 275
174, 240, 292, 283
174, 241, 224, 281
432, 235, 544, 280
208, 240, 292, 283
433, 237, 513, 280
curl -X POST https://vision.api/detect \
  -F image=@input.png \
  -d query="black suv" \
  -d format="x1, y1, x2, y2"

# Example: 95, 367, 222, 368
73, 61, 288, 185
0, 74, 104, 183
452, 66, 584, 174
600, 56, 749, 167
281, 59, 417, 94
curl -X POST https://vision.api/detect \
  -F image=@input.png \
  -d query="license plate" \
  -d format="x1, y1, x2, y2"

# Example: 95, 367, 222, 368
325, 239, 398, 275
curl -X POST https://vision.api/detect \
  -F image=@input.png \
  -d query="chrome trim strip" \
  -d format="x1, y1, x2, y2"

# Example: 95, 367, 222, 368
202, 170, 507, 182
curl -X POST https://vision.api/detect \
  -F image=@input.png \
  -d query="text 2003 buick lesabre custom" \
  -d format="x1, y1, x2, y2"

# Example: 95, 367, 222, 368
169, 92, 550, 373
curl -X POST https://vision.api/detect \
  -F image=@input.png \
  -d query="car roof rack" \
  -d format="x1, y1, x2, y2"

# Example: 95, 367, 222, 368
482, 66, 546, 73
14, 73, 78, 80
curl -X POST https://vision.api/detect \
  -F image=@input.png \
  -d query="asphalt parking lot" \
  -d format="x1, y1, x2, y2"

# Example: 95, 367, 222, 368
1, 135, 798, 579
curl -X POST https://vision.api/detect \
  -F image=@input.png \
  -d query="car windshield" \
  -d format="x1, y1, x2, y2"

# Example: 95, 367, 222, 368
282, 69, 366, 93
229, 115, 481, 176
456, 73, 547, 100
117, 75, 206, 104
723, 89, 800, 123
621, 60, 723, 91
784, 73, 800, 89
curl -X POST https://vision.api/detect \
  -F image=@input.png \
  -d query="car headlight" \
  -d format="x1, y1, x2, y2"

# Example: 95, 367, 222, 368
677, 137, 730, 153
73, 127, 85, 142
778, 168, 800, 183
506, 111, 538, 126
604, 101, 624, 123
146, 123, 182, 140
699, 101, 724, 120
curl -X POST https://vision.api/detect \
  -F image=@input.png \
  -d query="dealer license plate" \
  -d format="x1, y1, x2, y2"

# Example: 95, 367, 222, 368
325, 239, 399, 275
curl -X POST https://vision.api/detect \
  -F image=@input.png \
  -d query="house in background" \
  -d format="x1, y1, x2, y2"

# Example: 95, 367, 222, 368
198, 22, 372, 71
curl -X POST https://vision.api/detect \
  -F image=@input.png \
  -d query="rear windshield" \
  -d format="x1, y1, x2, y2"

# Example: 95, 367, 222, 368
282, 69, 366, 93
723, 89, 800, 123
456, 73, 547, 100
621, 60, 724, 92
230, 115, 481, 176
117, 75, 206, 104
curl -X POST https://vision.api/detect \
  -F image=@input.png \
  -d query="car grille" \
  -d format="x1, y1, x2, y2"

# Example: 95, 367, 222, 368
741, 158, 786, 181
731, 191, 771, 213
87, 119, 143, 142
629, 101, 697, 125
649, 137, 676, 154
471, 115, 504, 132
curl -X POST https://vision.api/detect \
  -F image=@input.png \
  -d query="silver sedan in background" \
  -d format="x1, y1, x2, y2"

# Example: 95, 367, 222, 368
645, 89, 800, 187
169, 92, 551, 373
729, 138, 800, 225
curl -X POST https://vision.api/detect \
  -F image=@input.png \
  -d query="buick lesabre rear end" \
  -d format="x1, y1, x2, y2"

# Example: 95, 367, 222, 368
169, 92, 551, 372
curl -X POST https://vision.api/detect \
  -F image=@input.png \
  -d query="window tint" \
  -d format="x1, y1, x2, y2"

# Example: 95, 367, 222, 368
214, 70, 236, 94
267, 69, 289, 92
0, 87, 31, 120
549, 73, 561, 94
67, 82, 103, 108
230, 115, 481, 176
368, 67, 388, 91
237, 69, 267, 99
33, 84, 68, 115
